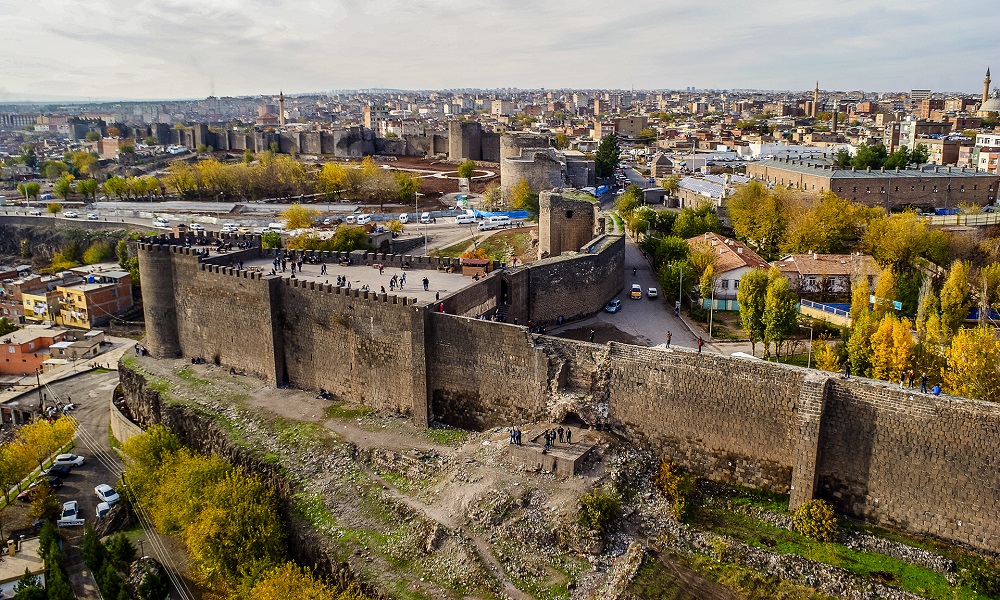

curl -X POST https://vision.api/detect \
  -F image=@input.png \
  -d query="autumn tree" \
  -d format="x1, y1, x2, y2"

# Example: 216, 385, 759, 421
671, 202, 721, 239
871, 268, 898, 319
727, 180, 789, 259
316, 162, 350, 199
939, 260, 971, 341
944, 326, 1000, 402
661, 175, 680, 196
813, 334, 841, 372
103, 176, 128, 200
251, 563, 368, 600
53, 174, 75, 199
860, 211, 948, 270
870, 314, 914, 382
394, 171, 420, 202
763, 269, 799, 358
280, 203, 319, 229
781, 191, 873, 254
847, 311, 879, 378
737, 267, 770, 356
69, 150, 98, 176
509, 177, 539, 214
849, 267, 871, 322
457, 159, 476, 179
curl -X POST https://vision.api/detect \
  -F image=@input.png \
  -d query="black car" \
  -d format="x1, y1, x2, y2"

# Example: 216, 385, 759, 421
43, 465, 72, 478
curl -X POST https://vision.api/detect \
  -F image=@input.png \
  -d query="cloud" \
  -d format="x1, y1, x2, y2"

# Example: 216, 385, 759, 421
3, 0, 999, 99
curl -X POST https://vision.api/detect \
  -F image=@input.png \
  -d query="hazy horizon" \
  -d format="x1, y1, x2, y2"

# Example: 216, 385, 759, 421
3, 0, 998, 102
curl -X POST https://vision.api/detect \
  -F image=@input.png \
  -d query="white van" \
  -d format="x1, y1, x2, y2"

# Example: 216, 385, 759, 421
488, 215, 511, 228
455, 213, 476, 225
267, 221, 286, 230
477, 220, 497, 231
345, 215, 356, 224
356, 214, 373, 225
399, 213, 409, 224
420, 212, 432, 224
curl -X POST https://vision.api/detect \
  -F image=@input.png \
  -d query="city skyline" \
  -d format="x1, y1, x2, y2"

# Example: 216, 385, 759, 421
3, 0, 999, 102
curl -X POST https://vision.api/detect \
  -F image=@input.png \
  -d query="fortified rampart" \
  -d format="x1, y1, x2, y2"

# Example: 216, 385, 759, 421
137, 232, 1000, 554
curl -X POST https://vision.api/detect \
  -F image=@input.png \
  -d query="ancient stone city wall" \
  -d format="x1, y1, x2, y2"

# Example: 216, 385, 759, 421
137, 238, 1000, 554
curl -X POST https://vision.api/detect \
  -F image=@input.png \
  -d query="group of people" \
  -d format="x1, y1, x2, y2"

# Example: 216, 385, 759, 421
541, 426, 572, 449
843, 360, 940, 395
133, 343, 148, 357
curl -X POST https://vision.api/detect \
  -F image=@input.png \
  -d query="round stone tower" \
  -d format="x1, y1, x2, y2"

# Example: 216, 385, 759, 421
137, 243, 182, 357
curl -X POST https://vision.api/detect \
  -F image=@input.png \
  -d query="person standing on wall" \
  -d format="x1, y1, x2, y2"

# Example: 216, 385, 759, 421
665, 331, 672, 348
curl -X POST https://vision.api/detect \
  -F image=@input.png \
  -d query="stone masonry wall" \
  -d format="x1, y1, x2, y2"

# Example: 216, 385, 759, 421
818, 378, 1000, 551
604, 344, 801, 493
138, 234, 1000, 554
425, 313, 549, 430
526, 235, 625, 325
278, 279, 425, 416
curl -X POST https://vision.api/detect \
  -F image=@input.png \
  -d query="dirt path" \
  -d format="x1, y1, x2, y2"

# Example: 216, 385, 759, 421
359, 463, 531, 600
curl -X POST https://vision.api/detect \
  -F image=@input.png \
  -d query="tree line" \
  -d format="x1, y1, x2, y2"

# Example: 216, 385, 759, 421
121, 426, 369, 600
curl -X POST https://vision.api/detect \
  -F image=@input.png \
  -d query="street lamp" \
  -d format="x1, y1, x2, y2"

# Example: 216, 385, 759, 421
664, 262, 687, 318
800, 324, 814, 369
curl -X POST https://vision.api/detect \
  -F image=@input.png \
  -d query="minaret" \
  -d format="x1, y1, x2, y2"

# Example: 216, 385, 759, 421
813, 81, 819, 117
278, 91, 286, 127
831, 100, 838, 134
984, 68, 992, 106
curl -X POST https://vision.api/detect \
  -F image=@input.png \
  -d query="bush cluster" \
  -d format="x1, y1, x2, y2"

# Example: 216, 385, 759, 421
578, 487, 620, 535
653, 457, 700, 521
792, 499, 839, 542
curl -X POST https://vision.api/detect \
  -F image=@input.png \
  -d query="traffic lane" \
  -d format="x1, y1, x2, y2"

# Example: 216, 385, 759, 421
619, 237, 698, 348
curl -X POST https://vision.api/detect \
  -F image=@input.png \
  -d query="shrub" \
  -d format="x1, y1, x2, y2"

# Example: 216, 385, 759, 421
47, 202, 62, 214
792, 499, 839, 542
457, 159, 476, 179
261, 231, 282, 249
578, 487, 620, 535
83, 240, 115, 264
653, 457, 700, 521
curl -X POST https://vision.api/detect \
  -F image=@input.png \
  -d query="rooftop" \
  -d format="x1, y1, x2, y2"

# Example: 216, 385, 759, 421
755, 160, 997, 179
773, 253, 878, 276
1, 325, 66, 345
686, 232, 769, 273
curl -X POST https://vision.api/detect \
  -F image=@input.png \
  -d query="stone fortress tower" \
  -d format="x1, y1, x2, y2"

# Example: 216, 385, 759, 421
500, 132, 596, 192
537, 189, 601, 259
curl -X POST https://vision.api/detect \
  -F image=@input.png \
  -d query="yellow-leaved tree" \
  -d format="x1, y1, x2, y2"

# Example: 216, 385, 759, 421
280, 202, 319, 229
944, 326, 1000, 402
813, 334, 841, 373
871, 268, 897, 319
250, 563, 369, 600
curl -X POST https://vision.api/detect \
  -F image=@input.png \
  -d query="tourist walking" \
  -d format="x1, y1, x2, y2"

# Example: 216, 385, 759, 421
666, 331, 672, 348
920, 371, 928, 393
697, 337, 703, 353
844, 359, 852, 379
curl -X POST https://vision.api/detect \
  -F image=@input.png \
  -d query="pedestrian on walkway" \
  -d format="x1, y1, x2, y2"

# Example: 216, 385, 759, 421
589, 329, 595, 343
844, 359, 852, 379
697, 337, 703, 353
557, 427, 564, 443
920, 371, 928, 393
565, 428, 572, 444
423, 277, 429, 291
666, 331, 672, 348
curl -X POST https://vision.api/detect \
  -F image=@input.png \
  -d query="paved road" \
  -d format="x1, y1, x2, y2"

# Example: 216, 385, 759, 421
549, 234, 701, 349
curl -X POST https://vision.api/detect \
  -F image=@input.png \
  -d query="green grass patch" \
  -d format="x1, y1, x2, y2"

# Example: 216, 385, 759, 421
292, 492, 339, 530
430, 238, 471, 258
561, 189, 599, 203
269, 418, 334, 449
477, 231, 533, 262
629, 552, 833, 600
91, 368, 112, 374
424, 425, 468, 446
175, 367, 212, 386
323, 402, 374, 420
689, 503, 978, 599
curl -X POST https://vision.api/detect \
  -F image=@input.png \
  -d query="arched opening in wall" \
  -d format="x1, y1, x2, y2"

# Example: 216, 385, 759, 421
562, 411, 589, 428
500, 278, 509, 305
566, 210, 574, 219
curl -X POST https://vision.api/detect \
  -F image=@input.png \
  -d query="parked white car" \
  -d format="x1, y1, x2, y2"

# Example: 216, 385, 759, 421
152, 218, 170, 228
96, 502, 112, 518
59, 500, 79, 522
63, 211, 78, 218
95, 483, 120, 505
189, 223, 205, 231
53, 453, 85, 467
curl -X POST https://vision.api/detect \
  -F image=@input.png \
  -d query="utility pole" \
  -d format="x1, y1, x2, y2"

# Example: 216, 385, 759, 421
36, 369, 43, 414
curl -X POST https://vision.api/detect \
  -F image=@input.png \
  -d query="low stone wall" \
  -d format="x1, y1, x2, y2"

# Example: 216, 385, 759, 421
109, 396, 143, 444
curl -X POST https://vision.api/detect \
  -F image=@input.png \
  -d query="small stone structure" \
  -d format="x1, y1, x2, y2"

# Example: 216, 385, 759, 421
538, 189, 600, 258
507, 427, 596, 476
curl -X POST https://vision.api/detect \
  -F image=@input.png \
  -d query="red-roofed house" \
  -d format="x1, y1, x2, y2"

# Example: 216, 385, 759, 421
686, 232, 769, 309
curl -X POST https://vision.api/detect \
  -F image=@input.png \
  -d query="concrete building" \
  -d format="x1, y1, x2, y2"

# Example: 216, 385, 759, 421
491, 100, 516, 116
55, 270, 132, 328
746, 159, 999, 209
0, 325, 70, 375
1, 275, 47, 323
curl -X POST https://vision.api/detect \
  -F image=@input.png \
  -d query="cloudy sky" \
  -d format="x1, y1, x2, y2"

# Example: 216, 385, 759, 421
2, 0, 998, 101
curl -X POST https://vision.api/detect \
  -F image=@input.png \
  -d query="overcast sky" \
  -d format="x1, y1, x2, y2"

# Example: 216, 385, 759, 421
2, 0, 998, 101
